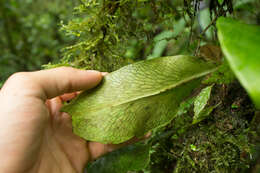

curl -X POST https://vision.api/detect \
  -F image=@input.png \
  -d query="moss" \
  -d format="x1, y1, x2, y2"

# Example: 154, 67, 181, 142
144, 82, 258, 173
45, 0, 179, 71
203, 60, 236, 85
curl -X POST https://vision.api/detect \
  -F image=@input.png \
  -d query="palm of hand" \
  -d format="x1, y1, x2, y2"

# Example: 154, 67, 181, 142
35, 93, 121, 173
39, 94, 88, 173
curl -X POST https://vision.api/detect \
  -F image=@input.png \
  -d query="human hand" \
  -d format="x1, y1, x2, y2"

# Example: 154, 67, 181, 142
0, 67, 144, 173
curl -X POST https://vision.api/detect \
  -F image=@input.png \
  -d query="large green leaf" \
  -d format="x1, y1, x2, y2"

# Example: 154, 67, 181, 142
62, 55, 217, 144
86, 143, 150, 173
217, 17, 260, 108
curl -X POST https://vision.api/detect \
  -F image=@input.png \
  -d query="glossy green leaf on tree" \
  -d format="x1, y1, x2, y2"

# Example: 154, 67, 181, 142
192, 85, 221, 124
62, 55, 217, 144
192, 104, 220, 125
194, 85, 213, 118
217, 17, 260, 108
86, 143, 150, 173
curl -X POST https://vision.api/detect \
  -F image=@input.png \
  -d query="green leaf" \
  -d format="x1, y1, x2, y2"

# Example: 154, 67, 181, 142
192, 85, 218, 124
172, 18, 186, 36
192, 104, 219, 124
147, 40, 168, 59
233, 0, 257, 9
194, 85, 213, 117
190, 144, 198, 151
217, 17, 260, 108
86, 143, 150, 173
199, 8, 214, 40
154, 30, 175, 42
62, 55, 217, 144
218, 0, 224, 4
177, 97, 195, 116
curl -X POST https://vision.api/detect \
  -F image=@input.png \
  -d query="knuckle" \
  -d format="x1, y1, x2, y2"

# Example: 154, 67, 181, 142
55, 67, 76, 92
7, 72, 33, 85
63, 78, 74, 93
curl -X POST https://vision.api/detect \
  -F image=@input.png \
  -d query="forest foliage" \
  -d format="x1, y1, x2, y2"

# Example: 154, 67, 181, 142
0, 0, 79, 86
1, 0, 260, 172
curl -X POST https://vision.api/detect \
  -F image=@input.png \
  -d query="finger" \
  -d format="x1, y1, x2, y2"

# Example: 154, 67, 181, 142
47, 97, 63, 117
59, 92, 78, 102
76, 91, 81, 95
101, 72, 109, 76
31, 67, 102, 100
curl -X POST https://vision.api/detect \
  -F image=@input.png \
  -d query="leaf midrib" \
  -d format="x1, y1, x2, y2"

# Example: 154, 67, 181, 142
74, 66, 218, 114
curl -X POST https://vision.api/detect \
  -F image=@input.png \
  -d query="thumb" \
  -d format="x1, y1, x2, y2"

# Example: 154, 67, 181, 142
2, 67, 103, 100
34, 67, 103, 100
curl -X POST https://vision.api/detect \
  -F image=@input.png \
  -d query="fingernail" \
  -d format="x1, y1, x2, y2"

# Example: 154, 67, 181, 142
101, 72, 109, 76
85, 70, 103, 78
84, 70, 103, 86
86, 70, 101, 74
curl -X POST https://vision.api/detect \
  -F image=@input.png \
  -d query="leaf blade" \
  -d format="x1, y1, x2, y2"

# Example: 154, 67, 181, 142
86, 143, 150, 173
217, 17, 260, 108
62, 55, 217, 143
194, 85, 213, 117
